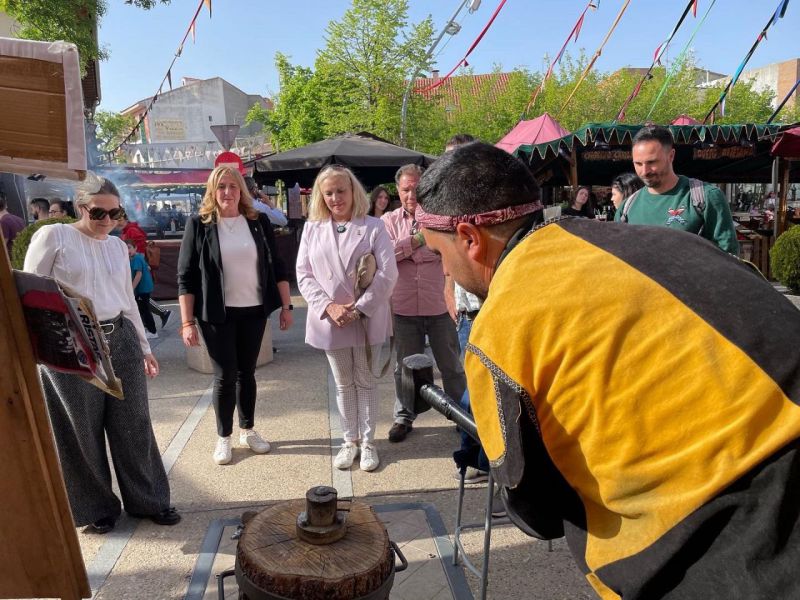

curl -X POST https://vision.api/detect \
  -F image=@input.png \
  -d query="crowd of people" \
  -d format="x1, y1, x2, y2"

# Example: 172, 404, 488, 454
6, 124, 798, 598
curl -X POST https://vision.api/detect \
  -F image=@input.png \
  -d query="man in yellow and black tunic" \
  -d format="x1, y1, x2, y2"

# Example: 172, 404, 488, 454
417, 142, 800, 600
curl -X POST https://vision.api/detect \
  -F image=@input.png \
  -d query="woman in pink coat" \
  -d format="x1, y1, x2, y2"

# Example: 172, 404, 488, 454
297, 166, 398, 472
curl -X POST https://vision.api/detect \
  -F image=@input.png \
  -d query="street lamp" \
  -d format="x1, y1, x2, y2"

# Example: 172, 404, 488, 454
399, 0, 481, 145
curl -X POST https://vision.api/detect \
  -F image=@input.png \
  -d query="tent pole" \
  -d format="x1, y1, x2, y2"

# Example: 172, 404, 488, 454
772, 157, 781, 238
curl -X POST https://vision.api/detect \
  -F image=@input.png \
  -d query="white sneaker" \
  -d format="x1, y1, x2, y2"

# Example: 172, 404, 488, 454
239, 429, 271, 454
145, 331, 159, 339
360, 443, 379, 472
213, 436, 232, 465
333, 442, 359, 469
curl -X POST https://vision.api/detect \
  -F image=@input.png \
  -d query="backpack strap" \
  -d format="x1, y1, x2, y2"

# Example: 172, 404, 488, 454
620, 188, 643, 223
688, 178, 705, 234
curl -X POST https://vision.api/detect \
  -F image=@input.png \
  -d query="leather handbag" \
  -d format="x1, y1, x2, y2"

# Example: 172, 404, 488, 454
353, 253, 392, 377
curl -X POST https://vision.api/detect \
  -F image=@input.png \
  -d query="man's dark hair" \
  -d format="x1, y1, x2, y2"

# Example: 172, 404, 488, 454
445, 133, 476, 148
243, 176, 258, 192
632, 125, 674, 150
418, 141, 540, 217
30, 197, 50, 212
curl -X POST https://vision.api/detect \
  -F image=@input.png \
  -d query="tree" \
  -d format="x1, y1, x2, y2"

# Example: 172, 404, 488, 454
0, 0, 169, 72
95, 110, 136, 161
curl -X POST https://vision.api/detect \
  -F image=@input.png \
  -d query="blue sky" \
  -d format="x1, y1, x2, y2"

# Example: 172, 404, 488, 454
97, 0, 798, 112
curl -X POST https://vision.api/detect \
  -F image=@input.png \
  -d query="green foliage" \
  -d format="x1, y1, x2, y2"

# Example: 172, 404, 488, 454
770, 225, 800, 293
11, 217, 76, 270
95, 110, 136, 156
0, 0, 169, 72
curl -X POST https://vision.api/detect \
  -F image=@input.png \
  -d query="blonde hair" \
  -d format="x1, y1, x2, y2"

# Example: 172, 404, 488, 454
75, 177, 120, 207
199, 166, 258, 224
308, 165, 369, 222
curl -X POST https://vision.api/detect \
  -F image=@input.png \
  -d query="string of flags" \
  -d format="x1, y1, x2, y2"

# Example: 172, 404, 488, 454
556, 0, 634, 119
703, 0, 790, 123
523, 1, 600, 118
614, 0, 700, 122
414, 0, 510, 95
644, 0, 716, 120
105, 0, 213, 160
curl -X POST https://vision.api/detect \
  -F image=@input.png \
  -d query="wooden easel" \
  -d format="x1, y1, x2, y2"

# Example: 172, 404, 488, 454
0, 239, 89, 599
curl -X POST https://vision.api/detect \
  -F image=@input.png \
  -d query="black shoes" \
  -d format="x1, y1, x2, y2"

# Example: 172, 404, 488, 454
128, 506, 181, 526
388, 422, 412, 443
89, 516, 117, 534
160, 309, 172, 329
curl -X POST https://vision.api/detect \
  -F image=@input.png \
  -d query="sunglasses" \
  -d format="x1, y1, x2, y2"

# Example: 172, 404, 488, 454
85, 206, 126, 221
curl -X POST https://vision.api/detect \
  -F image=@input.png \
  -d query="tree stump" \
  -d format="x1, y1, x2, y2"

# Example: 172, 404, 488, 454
237, 499, 393, 600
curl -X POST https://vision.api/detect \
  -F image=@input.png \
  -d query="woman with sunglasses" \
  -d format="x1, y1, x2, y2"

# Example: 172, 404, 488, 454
23, 177, 179, 534
177, 166, 293, 465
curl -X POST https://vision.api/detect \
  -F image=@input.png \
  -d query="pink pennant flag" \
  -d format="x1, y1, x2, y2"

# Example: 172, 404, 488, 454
574, 14, 586, 41
653, 42, 664, 65
692, 1, 698, 17
191, 21, 196, 43
204, 0, 212, 17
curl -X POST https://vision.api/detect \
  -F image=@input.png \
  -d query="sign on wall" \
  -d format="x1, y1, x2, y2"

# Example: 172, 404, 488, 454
153, 119, 186, 141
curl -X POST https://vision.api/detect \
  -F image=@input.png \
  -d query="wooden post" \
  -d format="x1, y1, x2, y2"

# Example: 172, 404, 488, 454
0, 241, 90, 599
569, 147, 579, 189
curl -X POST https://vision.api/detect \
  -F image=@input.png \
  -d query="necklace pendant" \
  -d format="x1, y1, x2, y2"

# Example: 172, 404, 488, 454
337, 224, 347, 233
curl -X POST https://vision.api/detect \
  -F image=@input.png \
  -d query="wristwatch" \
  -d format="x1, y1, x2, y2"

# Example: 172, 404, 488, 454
282, 304, 294, 311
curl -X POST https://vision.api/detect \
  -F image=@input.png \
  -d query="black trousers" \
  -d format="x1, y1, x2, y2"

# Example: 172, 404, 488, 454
135, 292, 157, 333
198, 306, 267, 437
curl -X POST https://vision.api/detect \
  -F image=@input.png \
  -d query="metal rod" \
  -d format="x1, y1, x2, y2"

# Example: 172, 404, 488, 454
480, 470, 495, 600
453, 470, 466, 566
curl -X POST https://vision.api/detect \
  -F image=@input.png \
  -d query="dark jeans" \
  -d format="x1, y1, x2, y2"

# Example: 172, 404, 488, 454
135, 292, 157, 334
457, 313, 489, 472
198, 306, 267, 437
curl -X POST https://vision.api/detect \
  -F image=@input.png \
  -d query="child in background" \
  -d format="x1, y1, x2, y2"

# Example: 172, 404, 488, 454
126, 239, 158, 339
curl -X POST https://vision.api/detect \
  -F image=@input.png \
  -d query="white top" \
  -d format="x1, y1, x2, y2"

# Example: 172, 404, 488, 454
455, 282, 482, 313
218, 216, 262, 307
252, 198, 288, 227
23, 224, 150, 354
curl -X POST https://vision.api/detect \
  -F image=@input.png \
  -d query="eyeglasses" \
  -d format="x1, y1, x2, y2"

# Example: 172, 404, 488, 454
48, 209, 65, 216
85, 206, 126, 221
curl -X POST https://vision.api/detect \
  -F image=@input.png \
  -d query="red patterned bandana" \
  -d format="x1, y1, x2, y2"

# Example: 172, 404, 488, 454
415, 200, 544, 232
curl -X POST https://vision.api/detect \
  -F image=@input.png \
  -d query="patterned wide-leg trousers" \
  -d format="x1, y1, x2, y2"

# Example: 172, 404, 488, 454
39, 317, 171, 526
325, 345, 381, 443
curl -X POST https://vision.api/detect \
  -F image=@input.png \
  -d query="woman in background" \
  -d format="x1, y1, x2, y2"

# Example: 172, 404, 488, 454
562, 186, 595, 219
178, 166, 293, 465
368, 186, 391, 218
47, 198, 76, 219
297, 166, 397, 472
24, 177, 178, 533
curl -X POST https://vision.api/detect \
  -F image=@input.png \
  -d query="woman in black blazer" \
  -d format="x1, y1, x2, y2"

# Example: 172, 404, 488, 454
177, 166, 293, 465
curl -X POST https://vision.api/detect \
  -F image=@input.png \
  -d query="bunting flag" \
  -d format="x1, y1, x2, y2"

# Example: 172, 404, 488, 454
106, 0, 210, 159
556, 0, 635, 120
414, 0, 509, 95
645, 0, 717, 120
191, 21, 196, 43
615, 0, 700, 122
523, 1, 601, 116
703, 0, 791, 123
693, 0, 699, 17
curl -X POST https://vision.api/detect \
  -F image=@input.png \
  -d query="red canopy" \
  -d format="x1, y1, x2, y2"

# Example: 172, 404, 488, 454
495, 113, 570, 155
134, 170, 212, 185
771, 127, 800, 158
671, 114, 702, 126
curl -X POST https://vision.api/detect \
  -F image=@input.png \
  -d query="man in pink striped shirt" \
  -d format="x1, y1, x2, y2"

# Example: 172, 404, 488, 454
381, 164, 466, 443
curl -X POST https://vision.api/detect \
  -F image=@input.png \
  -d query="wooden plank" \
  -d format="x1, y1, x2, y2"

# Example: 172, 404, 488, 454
0, 242, 89, 599
0, 56, 65, 94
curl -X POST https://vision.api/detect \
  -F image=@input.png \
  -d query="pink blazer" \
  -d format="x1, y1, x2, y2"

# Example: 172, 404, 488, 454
297, 216, 398, 351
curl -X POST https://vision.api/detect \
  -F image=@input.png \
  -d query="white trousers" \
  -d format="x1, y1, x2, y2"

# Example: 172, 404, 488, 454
325, 344, 381, 443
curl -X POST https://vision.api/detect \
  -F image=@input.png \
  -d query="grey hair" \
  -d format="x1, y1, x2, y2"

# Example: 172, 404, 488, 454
395, 164, 424, 184
75, 176, 120, 207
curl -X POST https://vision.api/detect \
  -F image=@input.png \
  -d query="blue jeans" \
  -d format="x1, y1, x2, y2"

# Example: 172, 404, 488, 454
457, 314, 489, 472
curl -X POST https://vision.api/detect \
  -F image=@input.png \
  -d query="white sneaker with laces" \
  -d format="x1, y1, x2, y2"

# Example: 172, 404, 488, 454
360, 443, 379, 472
213, 436, 232, 465
333, 442, 359, 469
239, 429, 271, 454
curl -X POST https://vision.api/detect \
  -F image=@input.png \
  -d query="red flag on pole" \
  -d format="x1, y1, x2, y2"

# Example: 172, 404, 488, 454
693, 1, 698, 17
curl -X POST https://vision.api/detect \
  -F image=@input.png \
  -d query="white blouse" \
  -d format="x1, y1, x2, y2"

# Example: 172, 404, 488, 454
218, 216, 262, 307
23, 224, 150, 355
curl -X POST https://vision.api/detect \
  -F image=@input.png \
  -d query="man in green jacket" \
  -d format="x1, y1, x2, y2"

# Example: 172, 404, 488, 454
616, 124, 739, 254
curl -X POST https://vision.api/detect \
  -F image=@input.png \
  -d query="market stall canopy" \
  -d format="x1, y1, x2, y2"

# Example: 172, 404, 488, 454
495, 113, 570, 156
97, 167, 211, 195
252, 132, 437, 188
671, 114, 702, 126
517, 121, 797, 185
771, 126, 800, 158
